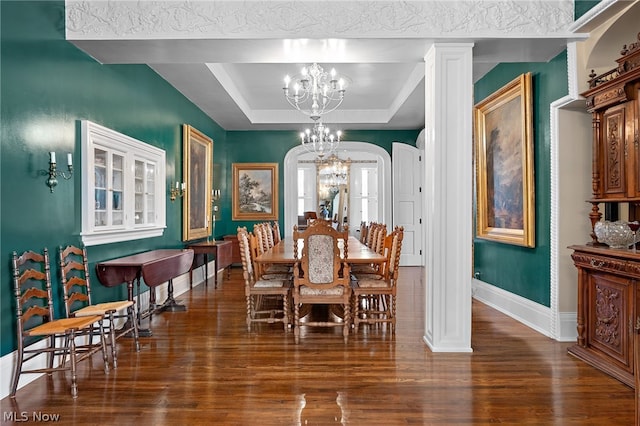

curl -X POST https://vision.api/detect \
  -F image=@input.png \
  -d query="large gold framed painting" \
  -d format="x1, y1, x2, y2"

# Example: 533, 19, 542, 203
182, 125, 213, 241
474, 73, 535, 247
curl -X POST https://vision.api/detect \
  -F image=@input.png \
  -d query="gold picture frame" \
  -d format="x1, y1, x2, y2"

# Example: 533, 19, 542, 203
474, 72, 535, 247
232, 163, 278, 221
182, 125, 213, 241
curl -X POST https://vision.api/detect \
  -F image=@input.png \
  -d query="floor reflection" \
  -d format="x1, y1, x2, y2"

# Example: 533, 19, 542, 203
295, 391, 348, 425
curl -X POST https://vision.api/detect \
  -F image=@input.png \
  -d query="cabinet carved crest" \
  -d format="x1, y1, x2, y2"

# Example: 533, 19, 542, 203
594, 285, 621, 348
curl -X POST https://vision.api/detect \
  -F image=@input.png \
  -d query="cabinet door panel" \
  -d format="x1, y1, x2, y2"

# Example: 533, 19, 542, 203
587, 272, 634, 372
601, 104, 628, 198
632, 92, 640, 198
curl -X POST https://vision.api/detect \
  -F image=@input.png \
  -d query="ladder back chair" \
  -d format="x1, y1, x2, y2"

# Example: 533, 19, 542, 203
11, 248, 109, 398
59, 245, 140, 368
292, 220, 352, 344
352, 226, 404, 332
237, 227, 291, 331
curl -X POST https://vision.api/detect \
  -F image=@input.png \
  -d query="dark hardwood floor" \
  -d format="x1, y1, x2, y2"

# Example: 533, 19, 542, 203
1, 266, 634, 425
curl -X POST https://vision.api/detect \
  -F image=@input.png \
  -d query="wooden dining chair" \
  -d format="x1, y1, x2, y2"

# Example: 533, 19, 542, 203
364, 222, 378, 248
237, 227, 291, 331
352, 223, 386, 275
292, 220, 352, 344
58, 245, 140, 369
11, 248, 109, 398
359, 221, 369, 244
253, 223, 290, 277
272, 221, 282, 244
351, 226, 404, 332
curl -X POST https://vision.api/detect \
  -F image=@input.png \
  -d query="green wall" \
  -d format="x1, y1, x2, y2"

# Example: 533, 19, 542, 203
0, 1, 225, 356
473, 51, 568, 306
0, 2, 419, 358
575, 0, 601, 19
220, 130, 420, 237
0, 0, 573, 358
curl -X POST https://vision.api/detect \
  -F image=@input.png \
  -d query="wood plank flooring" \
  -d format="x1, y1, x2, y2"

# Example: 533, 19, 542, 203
1, 266, 634, 425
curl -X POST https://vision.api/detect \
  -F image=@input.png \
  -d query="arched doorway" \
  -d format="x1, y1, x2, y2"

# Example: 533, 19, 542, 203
283, 142, 392, 238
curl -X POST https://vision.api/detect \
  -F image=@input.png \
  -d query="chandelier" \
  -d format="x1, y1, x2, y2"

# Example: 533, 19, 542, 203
283, 63, 347, 120
318, 154, 350, 190
300, 120, 342, 159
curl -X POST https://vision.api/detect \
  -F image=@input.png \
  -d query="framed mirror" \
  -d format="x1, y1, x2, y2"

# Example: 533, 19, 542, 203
316, 155, 350, 231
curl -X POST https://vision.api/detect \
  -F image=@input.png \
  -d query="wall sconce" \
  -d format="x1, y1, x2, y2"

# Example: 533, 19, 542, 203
212, 189, 221, 201
40, 152, 73, 193
170, 181, 185, 201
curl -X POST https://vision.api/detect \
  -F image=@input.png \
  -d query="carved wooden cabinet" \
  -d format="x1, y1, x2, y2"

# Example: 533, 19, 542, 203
569, 246, 640, 388
569, 35, 640, 388
581, 38, 640, 241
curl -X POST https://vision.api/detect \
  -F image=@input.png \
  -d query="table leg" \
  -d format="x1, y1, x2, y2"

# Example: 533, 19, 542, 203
128, 278, 153, 337
204, 253, 209, 287
213, 252, 218, 288
160, 279, 187, 312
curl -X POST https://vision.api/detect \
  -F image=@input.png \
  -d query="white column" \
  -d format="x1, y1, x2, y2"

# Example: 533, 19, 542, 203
423, 43, 474, 352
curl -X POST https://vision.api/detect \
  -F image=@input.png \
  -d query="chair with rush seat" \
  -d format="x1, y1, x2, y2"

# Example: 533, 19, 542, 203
11, 248, 109, 398
58, 245, 140, 368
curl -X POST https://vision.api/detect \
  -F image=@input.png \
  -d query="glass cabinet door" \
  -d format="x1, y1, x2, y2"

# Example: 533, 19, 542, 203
134, 159, 157, 225
112, 154, 124, 226
145, 162, 156, 224
94, 147, 125, 229
94, 148, 107, 227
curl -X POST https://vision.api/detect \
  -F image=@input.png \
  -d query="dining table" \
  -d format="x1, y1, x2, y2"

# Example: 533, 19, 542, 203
254, 235, 386, 323
255, 235, 386, 271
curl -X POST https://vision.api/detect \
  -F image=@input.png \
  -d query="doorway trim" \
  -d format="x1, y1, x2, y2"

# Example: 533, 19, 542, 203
283, 141, 392, 237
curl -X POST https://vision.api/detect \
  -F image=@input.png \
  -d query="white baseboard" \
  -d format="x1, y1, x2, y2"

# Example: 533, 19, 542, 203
0, 264, 212, 400
472, 279, 578, 342
556, 311, 578, 342
472, 278, 553, 338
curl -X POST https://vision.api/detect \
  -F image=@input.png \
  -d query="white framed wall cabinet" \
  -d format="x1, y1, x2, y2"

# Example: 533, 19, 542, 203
80, 120, 166, 246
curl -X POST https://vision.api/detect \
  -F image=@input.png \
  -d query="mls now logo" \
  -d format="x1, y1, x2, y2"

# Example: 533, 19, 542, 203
3, 411, 61, 422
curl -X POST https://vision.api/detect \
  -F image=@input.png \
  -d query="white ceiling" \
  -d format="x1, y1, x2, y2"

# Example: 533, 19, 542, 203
65, 1, 597, 132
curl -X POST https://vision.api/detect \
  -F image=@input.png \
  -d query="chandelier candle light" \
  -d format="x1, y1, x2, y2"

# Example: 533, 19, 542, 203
283, 63, 346, 120
300, 120, 342, 159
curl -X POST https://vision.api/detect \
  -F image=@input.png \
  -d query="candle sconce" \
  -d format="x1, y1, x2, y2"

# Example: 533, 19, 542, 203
170, 181, 186, 201
40, 152, 73, 193
212, 189, 221, 202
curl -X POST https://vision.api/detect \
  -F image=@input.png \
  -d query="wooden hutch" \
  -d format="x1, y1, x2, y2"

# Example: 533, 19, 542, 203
568, 34, 640, 388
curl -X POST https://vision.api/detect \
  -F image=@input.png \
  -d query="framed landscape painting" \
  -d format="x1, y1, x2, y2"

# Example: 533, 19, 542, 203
474, 72, 535, 247
182, 124, 213, 241
232, 163, 278, 221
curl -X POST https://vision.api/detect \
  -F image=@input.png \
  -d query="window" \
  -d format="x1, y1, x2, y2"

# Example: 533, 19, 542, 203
352, 166, 378, 224
81, 120, 166, 246
297, 165, 315, 215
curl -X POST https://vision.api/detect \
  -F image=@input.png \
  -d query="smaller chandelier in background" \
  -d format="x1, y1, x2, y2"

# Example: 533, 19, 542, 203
283, 63, 347, 120
318, 154, 350, 189
300, 121, 342, 159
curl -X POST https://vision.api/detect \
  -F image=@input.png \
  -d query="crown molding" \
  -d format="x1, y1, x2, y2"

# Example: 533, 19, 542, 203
67, 1, 574, 40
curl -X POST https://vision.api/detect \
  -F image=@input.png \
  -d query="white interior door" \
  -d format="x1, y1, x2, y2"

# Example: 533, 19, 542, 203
392, 142, 423, 266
